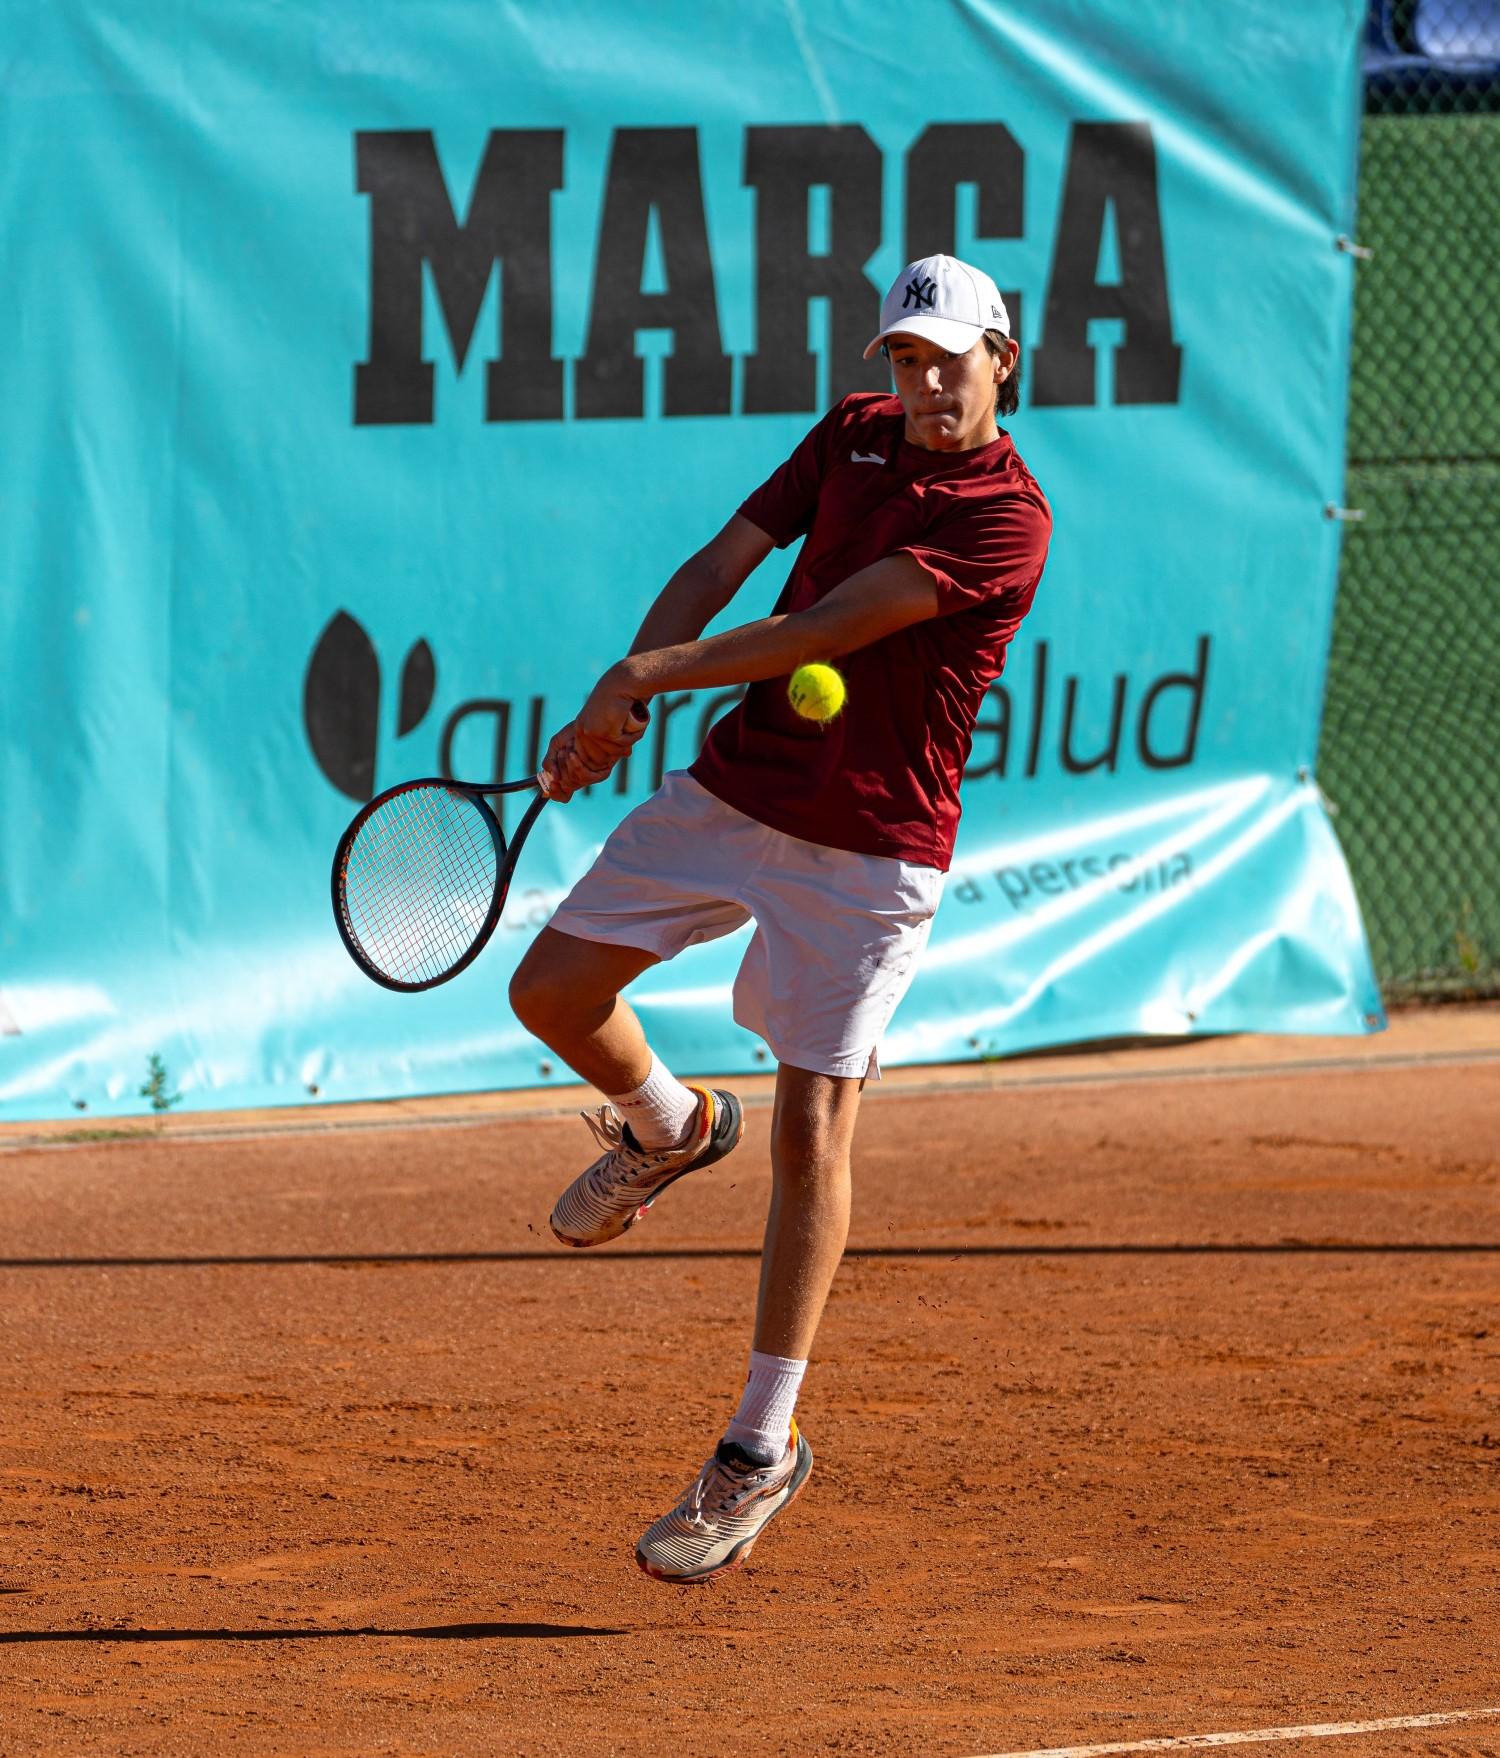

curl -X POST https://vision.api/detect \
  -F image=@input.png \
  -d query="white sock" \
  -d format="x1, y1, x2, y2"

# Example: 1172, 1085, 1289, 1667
722, 1351, 808, 1461
608, 1052, 700, 1149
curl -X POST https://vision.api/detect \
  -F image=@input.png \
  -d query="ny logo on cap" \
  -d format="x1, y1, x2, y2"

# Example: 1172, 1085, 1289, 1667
902, 275, 937, 311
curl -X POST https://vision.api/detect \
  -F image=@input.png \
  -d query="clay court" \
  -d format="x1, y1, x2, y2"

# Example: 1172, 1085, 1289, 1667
1, 1010, 1496, 1757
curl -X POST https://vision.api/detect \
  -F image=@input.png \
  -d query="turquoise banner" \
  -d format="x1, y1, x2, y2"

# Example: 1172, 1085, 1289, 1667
0, 1, 1381, 1120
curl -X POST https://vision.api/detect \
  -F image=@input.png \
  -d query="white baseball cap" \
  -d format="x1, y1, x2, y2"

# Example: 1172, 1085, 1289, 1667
862, 254, 1010, 359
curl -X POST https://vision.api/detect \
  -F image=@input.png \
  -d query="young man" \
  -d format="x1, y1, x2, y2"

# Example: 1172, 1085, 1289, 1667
510, 253, 1051, 1585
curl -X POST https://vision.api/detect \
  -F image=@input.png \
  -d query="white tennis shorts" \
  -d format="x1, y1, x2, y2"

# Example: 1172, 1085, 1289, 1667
547, 770, 944, 1080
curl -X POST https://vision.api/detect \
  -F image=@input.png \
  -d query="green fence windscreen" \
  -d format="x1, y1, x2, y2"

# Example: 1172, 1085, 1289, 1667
1320, 8, 1500, 1000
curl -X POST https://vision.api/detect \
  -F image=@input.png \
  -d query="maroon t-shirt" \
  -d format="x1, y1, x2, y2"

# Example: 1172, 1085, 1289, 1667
690, 391, 1051, 869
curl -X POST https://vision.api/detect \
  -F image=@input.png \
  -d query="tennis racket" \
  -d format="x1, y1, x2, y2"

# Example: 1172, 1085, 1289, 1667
331, 703, 648, 992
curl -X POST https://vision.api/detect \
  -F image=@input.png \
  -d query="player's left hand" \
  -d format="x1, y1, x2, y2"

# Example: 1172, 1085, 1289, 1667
538, 724, 612, 801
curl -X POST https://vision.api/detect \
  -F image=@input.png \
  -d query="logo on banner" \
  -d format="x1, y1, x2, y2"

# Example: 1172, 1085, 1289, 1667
352, 121, 1183, 425
303, 611, 436, 802
305, 615, 1213, 804
302, 612, 748, 804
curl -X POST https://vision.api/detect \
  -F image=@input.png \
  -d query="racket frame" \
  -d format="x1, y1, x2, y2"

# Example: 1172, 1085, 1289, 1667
330, 776, 545, 993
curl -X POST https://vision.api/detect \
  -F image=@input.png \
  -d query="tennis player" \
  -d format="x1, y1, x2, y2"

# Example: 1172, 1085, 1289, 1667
510, 254, 1051, 1584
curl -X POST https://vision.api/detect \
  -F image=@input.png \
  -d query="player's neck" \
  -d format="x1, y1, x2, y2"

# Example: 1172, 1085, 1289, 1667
903, 413, 1000, 454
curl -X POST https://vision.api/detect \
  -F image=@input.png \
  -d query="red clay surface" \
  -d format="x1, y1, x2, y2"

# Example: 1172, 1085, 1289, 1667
1, 1025, 1497, 1757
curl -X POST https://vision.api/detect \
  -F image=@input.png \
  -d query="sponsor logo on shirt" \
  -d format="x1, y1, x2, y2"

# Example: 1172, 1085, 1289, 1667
851, 449, 886, 464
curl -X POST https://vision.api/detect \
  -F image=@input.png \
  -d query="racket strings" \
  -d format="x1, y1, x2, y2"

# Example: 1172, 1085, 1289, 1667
341, 786, 502, 984
350, 796, 493, 981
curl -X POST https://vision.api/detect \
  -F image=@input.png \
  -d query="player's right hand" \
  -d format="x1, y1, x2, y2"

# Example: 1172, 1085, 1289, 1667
539, 718, 642, 803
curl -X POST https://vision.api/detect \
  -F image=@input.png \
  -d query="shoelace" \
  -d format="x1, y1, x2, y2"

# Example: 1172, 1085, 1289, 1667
579, 1105, 674, 1196
684, 1456, 763, 1532
581, 1104, 626, 1157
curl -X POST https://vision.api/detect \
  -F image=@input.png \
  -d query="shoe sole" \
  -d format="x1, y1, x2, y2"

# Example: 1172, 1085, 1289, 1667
634, 1437, 813, 1586
549, 1088, 744, 1249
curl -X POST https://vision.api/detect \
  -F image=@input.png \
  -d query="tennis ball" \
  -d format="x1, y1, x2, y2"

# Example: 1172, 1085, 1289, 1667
788, 662, 847, 723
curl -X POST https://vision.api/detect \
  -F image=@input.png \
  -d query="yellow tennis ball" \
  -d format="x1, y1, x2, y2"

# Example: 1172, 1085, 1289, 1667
788, 662, 847, 723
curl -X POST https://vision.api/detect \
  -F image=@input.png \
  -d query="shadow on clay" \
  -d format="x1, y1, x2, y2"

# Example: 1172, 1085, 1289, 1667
0, 1242, 1495, 1270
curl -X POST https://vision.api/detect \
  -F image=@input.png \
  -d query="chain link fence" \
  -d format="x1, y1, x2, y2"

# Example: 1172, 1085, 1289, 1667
1318, 0, 1500, 999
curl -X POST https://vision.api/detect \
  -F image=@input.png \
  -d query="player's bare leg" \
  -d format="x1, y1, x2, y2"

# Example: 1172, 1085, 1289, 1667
752, 1064, 860, 1358
509, 925, 658, 1094
635, 1063, 857, 1582
514, 927, 746, 1249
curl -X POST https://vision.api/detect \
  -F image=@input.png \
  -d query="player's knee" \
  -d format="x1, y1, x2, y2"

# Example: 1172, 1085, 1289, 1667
771, 1114, 850, 1186
511, 930, 644, 1043
772, 1073, 860, 1171
507, 953, 555, 1036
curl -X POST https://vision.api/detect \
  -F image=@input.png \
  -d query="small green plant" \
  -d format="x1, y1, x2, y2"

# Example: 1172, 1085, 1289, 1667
139, 1053, 182, 1117
1454, 898, 1487, 978
54, 1126, 151, 1145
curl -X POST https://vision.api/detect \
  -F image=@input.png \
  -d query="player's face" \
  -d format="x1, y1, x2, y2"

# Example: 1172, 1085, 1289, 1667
885, 332, 1012, 452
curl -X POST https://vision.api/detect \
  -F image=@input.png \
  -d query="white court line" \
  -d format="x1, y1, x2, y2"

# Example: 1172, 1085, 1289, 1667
971, 1705, 1500, 1758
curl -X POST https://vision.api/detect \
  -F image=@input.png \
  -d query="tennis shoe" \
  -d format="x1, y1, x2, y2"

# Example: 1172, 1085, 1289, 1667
548, 1085, 743, 1249
636, 1421, 812, 1585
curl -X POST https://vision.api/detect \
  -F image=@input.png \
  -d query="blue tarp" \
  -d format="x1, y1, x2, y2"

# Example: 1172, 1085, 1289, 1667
0, 1, 1381, 1118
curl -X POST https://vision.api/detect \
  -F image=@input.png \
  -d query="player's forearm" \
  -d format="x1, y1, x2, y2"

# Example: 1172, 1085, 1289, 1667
616, 556, 938, 698
569, 554, 937, 760
558, 606, 808, 782
558, 612, 810, 785
627, 554, 741, 655
615, 612, 824, 698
